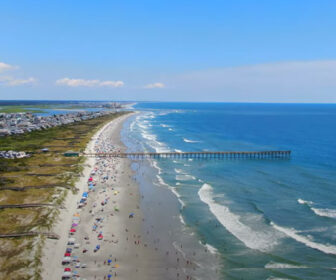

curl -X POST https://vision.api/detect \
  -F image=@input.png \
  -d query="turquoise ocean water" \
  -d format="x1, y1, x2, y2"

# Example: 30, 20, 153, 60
122, 103, 336, 280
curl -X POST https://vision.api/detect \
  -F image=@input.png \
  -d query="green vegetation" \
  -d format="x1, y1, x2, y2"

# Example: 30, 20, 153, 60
0, 106, 44, 113
0, 111, 129, 279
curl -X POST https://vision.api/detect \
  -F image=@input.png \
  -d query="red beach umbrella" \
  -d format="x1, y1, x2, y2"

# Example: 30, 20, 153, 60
70, 228, 76, 233
64, 253, 71, 257
64, 267, 71, 272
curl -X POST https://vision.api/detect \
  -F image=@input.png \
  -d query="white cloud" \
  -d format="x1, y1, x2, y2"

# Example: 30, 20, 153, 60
99, 80, 124, 87
0, 62, 36, 87
0, 76, 36, 86
144, 82, 165, 89
0, 62, 17, 73
56, 78, 124, 88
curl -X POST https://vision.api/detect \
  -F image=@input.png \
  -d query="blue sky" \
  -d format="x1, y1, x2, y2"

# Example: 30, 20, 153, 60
0, 0, 336, 102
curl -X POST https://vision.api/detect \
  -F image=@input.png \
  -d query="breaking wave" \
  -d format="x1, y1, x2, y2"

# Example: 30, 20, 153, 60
198, 183, 280, 252
271, 222, 336, 255
265, 261, 307, 269
298, 198, 336, 219
311, 208, 336, 219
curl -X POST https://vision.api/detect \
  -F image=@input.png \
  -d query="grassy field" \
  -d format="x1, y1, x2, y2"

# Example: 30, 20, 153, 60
0, 106, 45, 113
0, 111, 129, 279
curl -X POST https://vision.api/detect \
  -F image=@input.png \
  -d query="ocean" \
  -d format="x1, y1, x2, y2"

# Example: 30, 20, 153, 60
121, 102, 336, 280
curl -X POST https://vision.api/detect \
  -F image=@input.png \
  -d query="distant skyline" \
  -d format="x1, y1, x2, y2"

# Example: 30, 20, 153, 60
1, 0, 336, 103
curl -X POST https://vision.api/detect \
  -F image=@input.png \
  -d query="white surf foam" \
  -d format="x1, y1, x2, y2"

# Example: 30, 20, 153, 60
175, 149, 183, 153
311, 208, 336, 219
160, 124, 170, 128
205, 243, 218, 255
265, 261, 307, 269
129, 120, 135, 132
298, 198, 336, 219
174, 168, 184, 174
271, 222, 336, 255
298, 198, 313, 206
179, 214, 186, 225
140, 129, 170, 153
176, 174, 196, 181
152, 160, 162, 174
198, 184, 279, 252
156, 175, 185, 208
183, 138, 200, 143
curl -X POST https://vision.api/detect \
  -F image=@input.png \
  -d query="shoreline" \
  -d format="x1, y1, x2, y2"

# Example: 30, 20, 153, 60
122, 113, 221, 279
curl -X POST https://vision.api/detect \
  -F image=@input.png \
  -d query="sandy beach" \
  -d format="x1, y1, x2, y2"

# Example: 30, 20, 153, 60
42, 113, 207, 280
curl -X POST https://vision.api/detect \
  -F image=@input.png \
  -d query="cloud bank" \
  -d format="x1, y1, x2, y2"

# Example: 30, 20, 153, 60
144, 82, 165, 89
56, 78, 124, 88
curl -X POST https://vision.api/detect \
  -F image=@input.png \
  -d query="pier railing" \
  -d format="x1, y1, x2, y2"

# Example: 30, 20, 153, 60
83, 150, 291, 159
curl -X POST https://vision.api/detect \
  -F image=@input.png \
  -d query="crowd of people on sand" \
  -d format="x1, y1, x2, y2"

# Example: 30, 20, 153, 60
60, 123, 123, 280
59, 120, 201, 280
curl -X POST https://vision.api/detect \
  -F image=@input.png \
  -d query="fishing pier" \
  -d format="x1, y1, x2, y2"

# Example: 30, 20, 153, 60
82, 150, 291, 159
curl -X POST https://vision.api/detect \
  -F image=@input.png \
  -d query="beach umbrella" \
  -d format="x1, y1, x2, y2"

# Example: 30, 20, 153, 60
64, 268, 71, 272
74, 213, 80, 217
71, 223, 78, 227
108, 274, 112, 279
64, 253, 71, 257
70, 228, 76, 233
